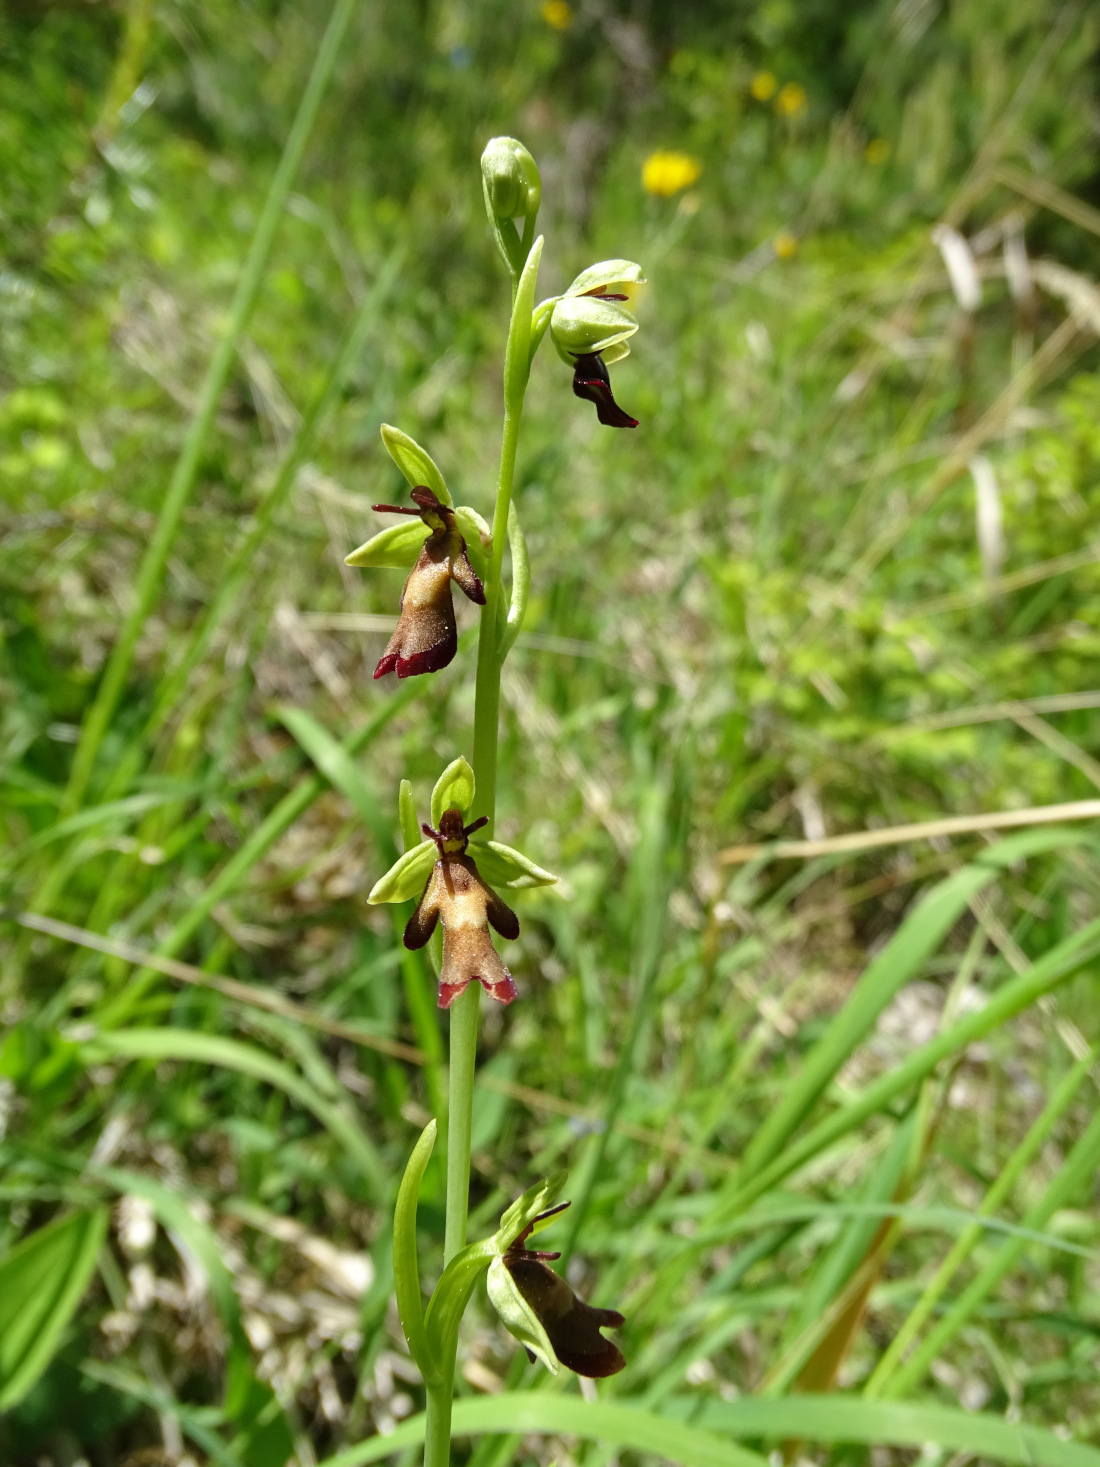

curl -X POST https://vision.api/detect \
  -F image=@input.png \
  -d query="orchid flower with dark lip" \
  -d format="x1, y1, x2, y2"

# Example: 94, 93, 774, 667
549, 259, 645, 428
404, 807, 520, 1008
366, 487, 485, 680
487, 1200, 626, 1378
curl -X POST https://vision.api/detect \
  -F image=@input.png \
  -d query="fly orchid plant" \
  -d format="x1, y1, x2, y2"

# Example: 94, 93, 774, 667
346, 137, 643, 1465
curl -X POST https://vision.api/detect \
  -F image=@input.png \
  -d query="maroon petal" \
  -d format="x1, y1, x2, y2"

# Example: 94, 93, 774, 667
572, 353, 638, 429
373, 651, 399, 679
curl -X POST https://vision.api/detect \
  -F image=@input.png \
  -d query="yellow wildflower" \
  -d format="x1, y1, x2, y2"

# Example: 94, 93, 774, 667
775, 82, 807, 117
541, 0, 573, 29
642, 150, 702, 198
750, 70, 777, 101
774, 230, 797, 260
865, 137, 890, 165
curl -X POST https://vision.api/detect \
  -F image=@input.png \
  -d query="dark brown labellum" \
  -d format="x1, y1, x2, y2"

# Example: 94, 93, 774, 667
571, 353, 638, 429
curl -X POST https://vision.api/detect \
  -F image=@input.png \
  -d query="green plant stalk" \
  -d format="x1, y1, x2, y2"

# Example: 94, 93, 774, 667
427, 239, 541, 1467
61, 0, 361, 817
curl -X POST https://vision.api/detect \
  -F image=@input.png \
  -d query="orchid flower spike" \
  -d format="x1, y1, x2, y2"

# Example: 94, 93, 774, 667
404, 807, 520, 1008
549, 260, 645, 428
487, 1200, 626, 1378
369, 488, 485, 680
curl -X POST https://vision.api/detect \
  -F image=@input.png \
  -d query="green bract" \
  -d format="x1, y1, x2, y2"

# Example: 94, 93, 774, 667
551, 294, 639, 367
367, 840, 435, 904
493, 1172, 567, 1252
431, 757, 476, 826
469, 838, 557, 890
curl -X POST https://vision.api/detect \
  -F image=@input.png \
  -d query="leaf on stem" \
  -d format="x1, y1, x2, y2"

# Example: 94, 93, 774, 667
393, 1120, 440, 1381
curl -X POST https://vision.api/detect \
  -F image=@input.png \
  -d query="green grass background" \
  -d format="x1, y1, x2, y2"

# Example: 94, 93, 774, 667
4, 0, 1100, 1462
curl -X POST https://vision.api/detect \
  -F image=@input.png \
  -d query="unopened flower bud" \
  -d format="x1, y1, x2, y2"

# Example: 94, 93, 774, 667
481, 137, 542, 275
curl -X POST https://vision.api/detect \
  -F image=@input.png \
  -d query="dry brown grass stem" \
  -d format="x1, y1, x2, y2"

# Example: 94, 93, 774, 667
718, 798, 1100, 864
876, 689, 1100, 741
996, 162, 1100, 241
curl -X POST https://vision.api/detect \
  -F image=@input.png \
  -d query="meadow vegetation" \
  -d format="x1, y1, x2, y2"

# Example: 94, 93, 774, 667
4, 0, 1100, 1462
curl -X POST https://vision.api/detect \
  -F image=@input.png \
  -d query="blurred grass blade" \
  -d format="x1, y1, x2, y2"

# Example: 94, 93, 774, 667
88, 1167, 294, 1465
276, 703, 446, 1118
80, 1360, 244, 1467
87, 1029, 389, 1198
141, 249, 405, 751
99, 680, 425, 1025
659, 1396, 1100, 1466
319, 1395, 767, 1467
0, 1208, 107, 1410
741, 861, 998, 1177
865, 1048, 1093, 1396
882, 1101, 1100, 1397
722, 909, 1100, 1217
62, 0, 364, 813
316, 1392, 1100, 1467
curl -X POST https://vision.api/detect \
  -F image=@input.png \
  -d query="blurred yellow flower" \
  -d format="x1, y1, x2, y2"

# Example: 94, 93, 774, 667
750, 70, 777, 101
865, 137, 890, 165
774, 230, 797, 260
541, 0, 573, 29
642, 150, 702, 197
775, 82, 807, 117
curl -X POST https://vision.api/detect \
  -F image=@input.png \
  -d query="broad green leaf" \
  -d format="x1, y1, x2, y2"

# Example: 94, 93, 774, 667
0, 1208, 107, 1410
368, 840, 436, 903
87, 1030, 388, 1199
345, 520, 428, 569
393, 1121, 439, 1381
315, 1392, 1100, 1467
431, 756, 475, 826
469, 838, 557, 890
380, 424, 451, 506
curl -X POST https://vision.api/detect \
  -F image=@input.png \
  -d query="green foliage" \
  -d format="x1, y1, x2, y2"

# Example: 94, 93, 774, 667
4, 0, 1100, 1459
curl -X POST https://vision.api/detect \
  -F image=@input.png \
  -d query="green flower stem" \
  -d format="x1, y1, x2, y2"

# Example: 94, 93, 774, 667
430, 239, 541, 1465
424, 1378, 455, 1467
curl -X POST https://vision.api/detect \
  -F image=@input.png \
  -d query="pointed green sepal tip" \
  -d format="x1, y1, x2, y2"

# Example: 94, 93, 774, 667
493, 1171, 568, 1254
345, 519, 430, 568
469, 839, 558, 890
430, 756, 476, 828
368, 839, 436, 903
380, 424, 452, 506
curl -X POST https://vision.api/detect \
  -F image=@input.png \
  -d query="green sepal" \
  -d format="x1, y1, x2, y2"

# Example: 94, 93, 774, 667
551, 294, 638, 366
345, 519, 430, 569
454, 505, 493, 577
380, 424, 452, 507
368, 840, 436, 903
498, 500, 529, 659
393, 1121, 441, 1383
399, 779, 420, 853
565, 259, 645, 300
505, 237, 543, 411
493, 1171, 567, 1253
529, 296, 559, 367
487, 1256, 558, 1375
431, 757, 475, 827
470, 838, 557, 890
